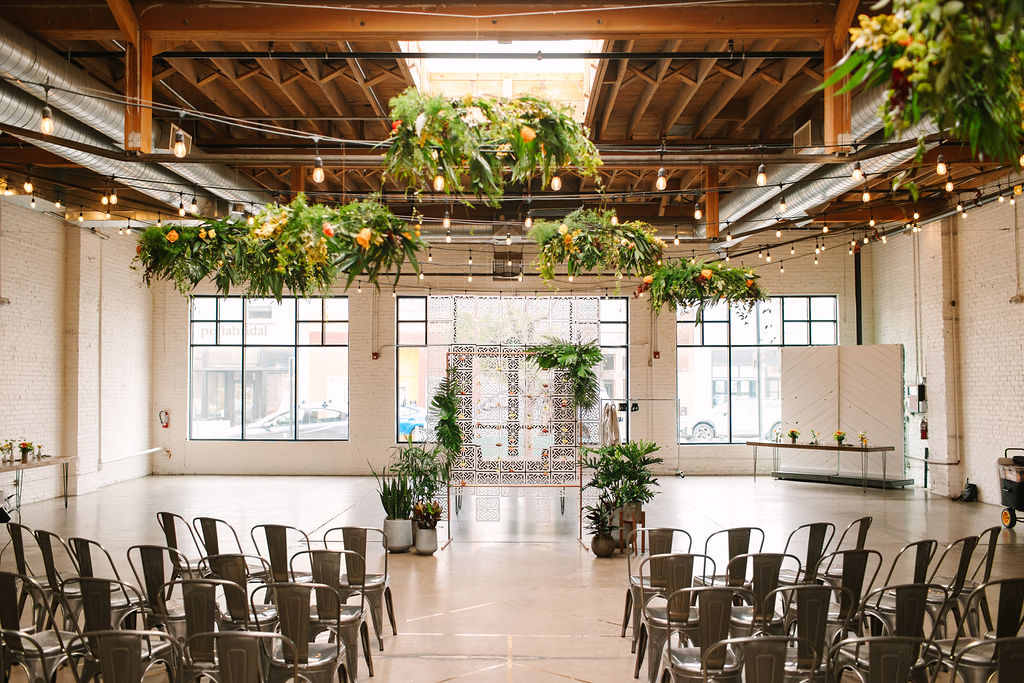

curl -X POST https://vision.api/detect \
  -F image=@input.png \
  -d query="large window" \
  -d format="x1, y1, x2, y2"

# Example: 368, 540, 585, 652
677, 296, 837, 444
396, 295, 629, 443
189, 296, 349, 440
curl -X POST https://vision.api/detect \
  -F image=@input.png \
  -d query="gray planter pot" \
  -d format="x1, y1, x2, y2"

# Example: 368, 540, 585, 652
414, 527, 438, 555
591, 534, 616, 558
383, 518, 413, 553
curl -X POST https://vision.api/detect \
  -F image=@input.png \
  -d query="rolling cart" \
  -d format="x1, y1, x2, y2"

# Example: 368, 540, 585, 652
997, 448, 1024, 528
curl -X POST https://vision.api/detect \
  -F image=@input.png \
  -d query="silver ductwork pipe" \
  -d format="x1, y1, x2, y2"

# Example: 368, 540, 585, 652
732, 117, 938, 235
0, 82, 187, 206
0, 15, 268, 207
718, 89, 887, 225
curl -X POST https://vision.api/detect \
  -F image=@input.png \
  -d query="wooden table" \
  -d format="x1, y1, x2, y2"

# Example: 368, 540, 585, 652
746, 441, 911, 491
0, 455, 76, 512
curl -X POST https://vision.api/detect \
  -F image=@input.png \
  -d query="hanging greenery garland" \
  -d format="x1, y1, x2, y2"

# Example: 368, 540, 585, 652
530, 208, 665, 283
825, 1, 1024, 179
636, 259, 769, 321
430, 367, 464, 459
385, 89, 602, 206
526, 338, 604, 413
133, 194, 424, 300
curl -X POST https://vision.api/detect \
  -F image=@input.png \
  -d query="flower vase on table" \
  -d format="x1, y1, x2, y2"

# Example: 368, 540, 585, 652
19, 442, 33, 462
787, 429, 800, 444
834, 431, 846, 447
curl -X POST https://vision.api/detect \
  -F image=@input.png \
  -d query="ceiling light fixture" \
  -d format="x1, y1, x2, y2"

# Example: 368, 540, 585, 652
655, 167, 667, 191
550, 174, 562, 191
178, 194, 186, 216
433, 173, 445, 192
172, 129, 188, 158
78, 207, 84, 222
756, 163, 767, 186
936, 154, 947, 176
40, 94, 54, 135
693, 203, 702, 221
524, 209, 533, 229
852, 161, 863, 181
23, 176, 32, 194
945, 174, 954, 193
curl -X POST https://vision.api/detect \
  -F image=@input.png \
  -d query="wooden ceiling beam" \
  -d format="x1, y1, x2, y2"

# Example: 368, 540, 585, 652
336, 41, 390, 136
583, 40, 610, 133
597, 39, 633, 140
661, 39, 728, 133
295, 43, 362, 139
249, 51, 329, 137
163, 56, 261, 121
691, 39, 778, 140
732, 56, 811, 134
105, 0, 139, 44
625, 39, 682, 139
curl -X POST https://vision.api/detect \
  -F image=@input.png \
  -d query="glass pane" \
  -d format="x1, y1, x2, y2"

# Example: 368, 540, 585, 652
218, 322, 243, 345
397, 297, 426, 322
729, 347, 781, 442
783, 322, 809, 345
677, 347, 729, 443
190, 347, 242, 439
219, 298, 242, 320
600, 322, 627, 346
297, 347, 348, 440
191, 297, 216, 320
297, 298, 322, 321
398, 322, 426, 346
325, 297, 349, 322
758, 347, 782, 440
783, 297, 808, 320
677, 305, 697, 322
758, 300, 781, 345
676, 321, 699, 345
243, 347, 295, 439
731, 306, 757, 345
811, 321, 837, 345
702, 302, 730, 321
702, 322, 729, 346
600, 297, 628, 322
599, 347, 629, 441
324, 323, 349, 345
245, 299, 295, 345
297, 322, 323, 345
810, 296, 836, 320
397, 347, 429, 442
191, 321, 216, 344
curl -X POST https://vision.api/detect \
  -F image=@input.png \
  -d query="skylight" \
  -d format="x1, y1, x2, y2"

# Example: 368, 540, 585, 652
398, 40, 603, 120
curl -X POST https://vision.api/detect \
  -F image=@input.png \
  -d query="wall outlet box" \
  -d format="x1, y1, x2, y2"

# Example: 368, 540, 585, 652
371, 352, 380, 360
653, 351, 661, 359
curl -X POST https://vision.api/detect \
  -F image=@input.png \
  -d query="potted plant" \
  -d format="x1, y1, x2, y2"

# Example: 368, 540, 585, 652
373, 470, 414, 553
787, 429, 800, 444
834, 430, 847, 447
18, 441, 33, 462
582, 440, 663, 547
585, 494, 619, 558
412, 501, 443, 555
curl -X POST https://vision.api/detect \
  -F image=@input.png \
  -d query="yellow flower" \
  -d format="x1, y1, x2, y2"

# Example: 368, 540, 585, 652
558, 223, 569, 235
355, 227, 373, 249
199, 228, 207, 239
208, 229, 216, 239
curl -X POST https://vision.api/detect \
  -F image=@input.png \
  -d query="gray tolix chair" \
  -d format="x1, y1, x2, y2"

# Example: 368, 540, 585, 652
0, 570, 84, 683
699, 635, 820, 683
827, 635, 942, 683
183, 630, 328, 683
324, 525, 398, 651
621, 527, 693, 652
778, 522, 836, 586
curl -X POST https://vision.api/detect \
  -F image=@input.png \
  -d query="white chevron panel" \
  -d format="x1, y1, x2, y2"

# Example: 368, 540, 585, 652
781, 347, 839, 472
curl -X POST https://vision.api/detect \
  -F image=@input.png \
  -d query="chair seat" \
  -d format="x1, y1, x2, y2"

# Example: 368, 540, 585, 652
271, 641, 342, 670
934, 638, 999, 664
15, 630, 80, 657
666, 645, 740, 673
644, 604, 699, 632
729, 605, 785, 629
252, 604, 278, 623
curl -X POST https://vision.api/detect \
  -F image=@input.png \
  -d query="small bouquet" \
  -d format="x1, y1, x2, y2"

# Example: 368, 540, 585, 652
19, 441, 33, 456
809, 429, 819, 445
834, 430, 846, 446
858, 431, 868, 446
787, 429, 800, 444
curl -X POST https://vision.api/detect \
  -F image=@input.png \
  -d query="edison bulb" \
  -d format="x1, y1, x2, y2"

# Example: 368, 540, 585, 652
312, 157, 325, 183
40, 105, 54, 135
172, 130, 187, 158
655, 168, 667, 191
756, 163, 767, 186
936, 155, 947, 176
550, 175, 562, 191
432, 174, 445, 191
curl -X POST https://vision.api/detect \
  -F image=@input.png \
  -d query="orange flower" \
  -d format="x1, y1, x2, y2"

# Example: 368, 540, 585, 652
322, 223, 335, 238
745, 279, 754, 287
355, 227, 373, 248
520, 125, 536, 142
700, 268, 713, 279
136, 245, 142, 254
166, 229, 179, 243
643, 275, 653, 284
391, 118, 403, 131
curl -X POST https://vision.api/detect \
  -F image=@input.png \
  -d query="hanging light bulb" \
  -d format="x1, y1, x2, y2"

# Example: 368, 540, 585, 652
506, 257, 512, 267
23, 177, 32, 194
1012, 195, 1017, 206
524, 210, 533, 229
863, 235, 869, 244
820, 240, 826, 251
775, 228, 782, 238
756, 163, 767, 186
109, 187, 117, 205
40, 105, 54, 135
78, 207, 84, 222
157, 214, 162, 227
357, 282, 362, 293
849, 245, 854, 255
961, 208, 968, 219
505, 229, 512, 246
54, 197, 61, 209
247, 213, 255, 226
790, 244, 795, 255
861, 187, 870, 203
178, 195, 186, 216
881, 234, 887, 244
550, 175, 562, 191
779, 261, 784, 274
913, 210, 920, 220
814, 240, 820, 255
443, 210, 451, 230
101, 192, 109, 206
757, 248, 763, 259
850, 238, 857, 247
693, 204, 702, 221
851, 161, 863, 181
118, 225, 123, 235
956, 200, 964, 212
105, 209, 111, 219
673, 225, 680, 246
945, 175, 954, 193
999, 192, 1006, 203
610, 211, 618, 226
725, 232, 732, 242
778, 194, 786, 212
30, 195, 36, 208
190, 196, 199, 214
814, 255, 819, 265
445, 227, 451, 243
655, 167, 667, 191
432, 173, 445, 192
467, 272, 473, 283
568, 274, 574, 283
766, 249, 772, 263
419, 271, 425, 280
172, 130, 187, 158
869, 217, 876, 227
936, 154, 947, 176
517, 269, 524, 282
467, 250, 473, 265
725, 253, 730, 261
312, 156, 325, 183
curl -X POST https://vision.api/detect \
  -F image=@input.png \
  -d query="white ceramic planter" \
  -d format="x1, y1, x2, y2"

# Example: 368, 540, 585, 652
383, 518, 413, 553
414, 527, 438, 555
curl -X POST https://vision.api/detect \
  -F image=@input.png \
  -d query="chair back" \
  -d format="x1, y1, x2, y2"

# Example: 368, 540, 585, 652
203, 554, 268, 622
167, 578, 250, 660
927, 535, 980, 600
156, 511, 204, 567
624, 527, 692, 589
702, 527, 765, 580
698, 586, 753, 668
69, 537, 122, 582
251, 524, 311, 583
324, 525, 393, 587
64, 576, 142, 632
0, 571, 65, 653
266, 582, 313, 662
950, 636, 1024, 682
291, 548, 368, 615
34, 529, 78, 590
863, 582, 946, 640
971, 526, 1002, 583
814, 548, 882, 619
728, 553, 798, 622
782, 522, 836, 580
7, 522, 36, 576
881, 539, 937, 586
68, 629, 180, 683
185, 631, 299, 683
127, 545, 189, 621
766, 583, 854, 669
702, 635, 818, 683
194, 516, 245, 557
954, 577, 1024, 648
640, 553, 712, 623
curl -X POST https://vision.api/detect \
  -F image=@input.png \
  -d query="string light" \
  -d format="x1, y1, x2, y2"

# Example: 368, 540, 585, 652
610, 210, 618, 226
777, 193, 786, 213
936, 154, 947, 176
779, 261, 784, 274
30, 195, 36, 208
54, 196, 61, 209
23, 177, 32, 194
814, 254, 819, 265
419, 271, 425, 280
814, 239, 820, 255
312, 156, 325, 184
505, 228, 512, 246
109, 185, 117, 205
105, 209, 111, 219
775, 227, 782, 238
756, 163, 767, 186
945, 174, 954, 193
432, 173, 445, 192
956, 199, 964, 212
357, 282, 362, 293
172, 130, 188, 158
101, 191, 109, 206
913, 210, 920, 220
517, 268, 524, 282
673, 224, 680, 245
863, 235, 869, 244
427, 248, 433, 263
467, 271, 473, 283
524, 209, 533, 229
693, 203, 702, 220
861, 186, 870, 203
724, 253, 730, 261
568, 274, 574, 283
869, 216, 876, 227
178, 194, 186, 216
442, 210, 451, 230
881, 234, 887, 244
765, 249, 772, 263
655, 167, 667, 191
852, 161, 863, 181
78, 207, 84, 222
790, 244, 795, 255
247, 212, 255, 226
1012, 195, 1017, 206
190, 195, 198, 214
757, 247, 763, 259
467, 250, 473, 266
157, 214, 162, 227
40, 104, 54, 135
506, 257, 512, 267
820, 239, 826, 251
550, 174, 562, 191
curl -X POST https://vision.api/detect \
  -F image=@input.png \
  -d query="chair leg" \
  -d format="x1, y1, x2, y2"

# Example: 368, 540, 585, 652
621, 589, 633, 638
633, 623, 647, 679
360, 620, 374, 677
368, 593, 385, 651
338, 661, 350, 683
384, 586, 398, 635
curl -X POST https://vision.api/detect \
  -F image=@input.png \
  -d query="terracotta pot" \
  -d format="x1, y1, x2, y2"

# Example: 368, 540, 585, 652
383, 518, 413, 553
415, 527, 438, 555
591, 534, 616, 558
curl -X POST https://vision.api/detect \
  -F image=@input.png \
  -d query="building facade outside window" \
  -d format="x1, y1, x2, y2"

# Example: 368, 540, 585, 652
189, 296, 349, 440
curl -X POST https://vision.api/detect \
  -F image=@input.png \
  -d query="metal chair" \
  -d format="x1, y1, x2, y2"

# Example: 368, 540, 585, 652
819, 516, 873, 585
289, 548, 374, 680
68, 537, 138, 627
945, 636, 1024, 683
5, 523, 50, 622
324, 525, 398, 651
765, 583, 856, 682
156, 511, 206, 579
200, 553, 278, 631
67, 629, 181, 683
251, 523, 313, 584
693, 527, 766, 589
778, 522, 836, 586
194, 516, 271, 581
725, 552, 801, 637
59, 577, 147, 633
827, 635, 941, 683
811, 548, 883, 647
924, 535, 980, 637
933, 526, 1002, 637
633, 553, 715, 683
933, 578, 1024, 683
250, 582, 352, 683
621, 527, 693, 652
654, 586, 755, 683
126, 545, 190, 637
700, 635, 820, 683
33, 529, 82, 629
0, 571, 82, 683
183, 630, 329, 683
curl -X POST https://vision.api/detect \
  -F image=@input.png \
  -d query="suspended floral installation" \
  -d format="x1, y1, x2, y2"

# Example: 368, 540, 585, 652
636, 259, 769, 321
525, 338, 604, 413
826, 0, 1024, 173
530, 208, 665, 283
385, 88, 602, 205
134, 194, 425, 300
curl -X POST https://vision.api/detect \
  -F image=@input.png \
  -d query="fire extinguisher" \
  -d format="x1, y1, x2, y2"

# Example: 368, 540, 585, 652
920, 418, 928, 440
159, 410, 170, 429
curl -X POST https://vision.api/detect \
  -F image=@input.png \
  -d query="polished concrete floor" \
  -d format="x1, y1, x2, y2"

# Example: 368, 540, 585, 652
3, 474, 1022, 682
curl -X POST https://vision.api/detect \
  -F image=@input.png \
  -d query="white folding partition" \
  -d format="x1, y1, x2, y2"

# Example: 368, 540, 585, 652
780, 344, 905, 480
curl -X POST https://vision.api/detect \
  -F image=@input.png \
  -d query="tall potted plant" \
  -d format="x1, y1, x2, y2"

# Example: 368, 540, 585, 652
373, 470, 413, 553
584, 493, 619, 558
582, 440, 663, 547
